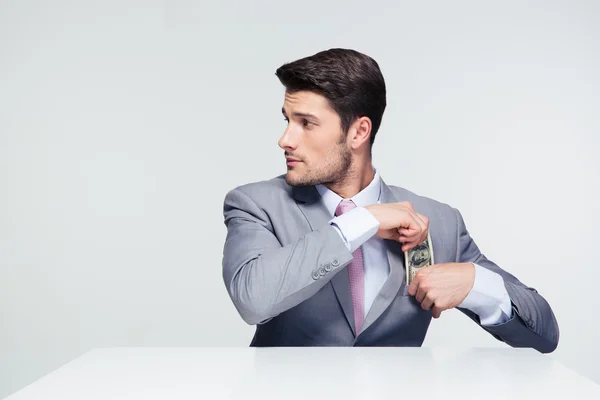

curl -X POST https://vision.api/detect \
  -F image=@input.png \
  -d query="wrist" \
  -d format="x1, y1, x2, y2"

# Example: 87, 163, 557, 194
363, 204, 379, 221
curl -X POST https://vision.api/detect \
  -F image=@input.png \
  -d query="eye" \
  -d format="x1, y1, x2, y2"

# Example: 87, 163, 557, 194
302, 119, 314, 128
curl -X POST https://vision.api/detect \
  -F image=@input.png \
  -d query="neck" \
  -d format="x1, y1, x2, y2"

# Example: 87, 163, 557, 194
325, 159, 375, 199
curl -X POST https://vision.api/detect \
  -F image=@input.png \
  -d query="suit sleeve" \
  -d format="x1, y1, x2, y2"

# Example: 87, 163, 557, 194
222, 187, 354, 325
453, 208, 560, 353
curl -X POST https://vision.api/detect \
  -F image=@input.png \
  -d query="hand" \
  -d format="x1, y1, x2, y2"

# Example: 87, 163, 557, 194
365, 202, 428, 252
407, 262, 475, 318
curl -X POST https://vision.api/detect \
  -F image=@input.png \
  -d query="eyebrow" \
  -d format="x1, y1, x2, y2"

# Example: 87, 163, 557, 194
282, 107, 320, 122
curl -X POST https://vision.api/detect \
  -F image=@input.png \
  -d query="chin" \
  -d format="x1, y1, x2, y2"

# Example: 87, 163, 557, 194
285, 172, 311, 187
284, 173, 300, 186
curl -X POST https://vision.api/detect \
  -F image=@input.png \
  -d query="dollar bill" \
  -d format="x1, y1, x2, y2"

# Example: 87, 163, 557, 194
405, 232, 434, 285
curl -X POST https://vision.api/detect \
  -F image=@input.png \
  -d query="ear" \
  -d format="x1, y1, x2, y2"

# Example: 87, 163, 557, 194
349, 116, 372, 150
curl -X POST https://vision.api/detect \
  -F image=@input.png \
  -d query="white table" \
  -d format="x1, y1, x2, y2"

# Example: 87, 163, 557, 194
5, 347, 600, 399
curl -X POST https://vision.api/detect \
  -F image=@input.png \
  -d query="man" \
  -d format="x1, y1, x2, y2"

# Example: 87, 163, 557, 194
221, 48, 559, 352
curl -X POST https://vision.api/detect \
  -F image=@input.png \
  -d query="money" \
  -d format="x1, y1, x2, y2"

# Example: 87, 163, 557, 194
405, 232, 434, 285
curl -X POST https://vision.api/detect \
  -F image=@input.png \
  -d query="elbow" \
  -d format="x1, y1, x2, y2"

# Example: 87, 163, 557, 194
224, 268, 273, 326
236, 303, 272, 326
540, 321, 560, 354
536, 336, 559, 354
530, 315, 559, 354
539, 305, 560, 354
546, 339, 559, 354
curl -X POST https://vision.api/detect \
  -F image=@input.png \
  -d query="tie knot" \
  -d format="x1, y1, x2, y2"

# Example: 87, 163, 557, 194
335, 199, 356, 216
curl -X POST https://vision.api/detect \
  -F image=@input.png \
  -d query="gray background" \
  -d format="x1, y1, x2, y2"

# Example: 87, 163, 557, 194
1, 0, 599, 397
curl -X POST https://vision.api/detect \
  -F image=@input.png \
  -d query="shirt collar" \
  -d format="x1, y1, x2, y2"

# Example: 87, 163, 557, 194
315, 167, 382, 217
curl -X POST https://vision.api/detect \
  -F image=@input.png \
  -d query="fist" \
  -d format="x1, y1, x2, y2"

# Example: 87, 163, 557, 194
365, 201, 429, 252
407, 262, 475, 318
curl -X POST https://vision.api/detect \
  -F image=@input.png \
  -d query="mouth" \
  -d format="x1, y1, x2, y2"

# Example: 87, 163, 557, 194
286, 158, 302, 167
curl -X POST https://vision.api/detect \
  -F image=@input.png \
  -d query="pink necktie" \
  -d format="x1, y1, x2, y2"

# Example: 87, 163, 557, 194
335, 199, 365, 334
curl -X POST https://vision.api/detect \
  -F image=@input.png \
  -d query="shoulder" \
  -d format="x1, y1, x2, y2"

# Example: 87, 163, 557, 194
383, 183, 470, 239
384, 182, 459, 219
226, 174, 290, 197
223, 174, 293, 208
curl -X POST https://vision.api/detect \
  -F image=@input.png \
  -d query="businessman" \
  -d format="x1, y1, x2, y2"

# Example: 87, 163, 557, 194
221, 48, 559, 352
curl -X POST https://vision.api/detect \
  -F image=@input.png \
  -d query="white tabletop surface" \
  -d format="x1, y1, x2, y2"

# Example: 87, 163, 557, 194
4, 346, 600, 400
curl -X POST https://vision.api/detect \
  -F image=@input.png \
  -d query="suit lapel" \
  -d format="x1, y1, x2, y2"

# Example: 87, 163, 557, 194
358, 179, 408, 335
292, 185, 357, 336
292, 178, 409, 338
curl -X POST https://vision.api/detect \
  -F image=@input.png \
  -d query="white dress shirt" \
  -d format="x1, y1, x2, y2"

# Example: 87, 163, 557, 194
316, 167, 513, 326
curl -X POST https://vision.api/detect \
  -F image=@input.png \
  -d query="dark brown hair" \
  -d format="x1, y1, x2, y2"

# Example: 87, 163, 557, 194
275, 48, 387, 148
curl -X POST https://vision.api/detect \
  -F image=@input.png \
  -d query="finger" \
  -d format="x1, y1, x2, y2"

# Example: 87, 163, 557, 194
400, 213, 428, 250
406, 214, 425, 239
399, 232, 421, 251
399, 234, 423, 247
407, 274, 420, 296
415, 286, 427, 303
398, 229, 423, 244
397, 230, 413, 242
421, 292, 435, 310
432, 306, 443, 318
416, 213, 429, 231
401, 234, 426, 252
398, 212, 422, 235
420, 214, 430, 228
414, 213, 428, 234
415, 213, 429, 242
402, 240, 420, 252
399, 226, 424, 248
398, 228, 413, 236
399, 201, 415, 212
408, 230, 426, 249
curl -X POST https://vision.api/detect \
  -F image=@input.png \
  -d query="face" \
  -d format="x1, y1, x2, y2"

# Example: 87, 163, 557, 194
279, 91, 352, 187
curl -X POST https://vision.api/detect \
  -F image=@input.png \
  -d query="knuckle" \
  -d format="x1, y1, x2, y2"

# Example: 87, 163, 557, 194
401, 201, 414, 211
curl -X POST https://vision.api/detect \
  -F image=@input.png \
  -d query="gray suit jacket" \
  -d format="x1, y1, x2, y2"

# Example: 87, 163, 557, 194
221, 174, 559, 353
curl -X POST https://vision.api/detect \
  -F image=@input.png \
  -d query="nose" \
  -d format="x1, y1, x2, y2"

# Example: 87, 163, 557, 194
278, 126, 298, 151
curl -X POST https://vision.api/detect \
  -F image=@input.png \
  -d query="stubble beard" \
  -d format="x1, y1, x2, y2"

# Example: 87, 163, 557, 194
285, 138, 353, 188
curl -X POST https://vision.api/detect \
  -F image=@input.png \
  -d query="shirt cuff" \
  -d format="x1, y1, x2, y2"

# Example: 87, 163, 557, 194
329, 207, 380, 253
458, 263, 513, 326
